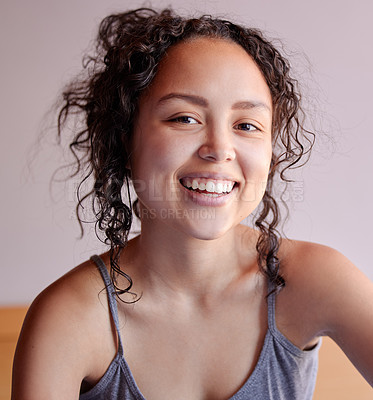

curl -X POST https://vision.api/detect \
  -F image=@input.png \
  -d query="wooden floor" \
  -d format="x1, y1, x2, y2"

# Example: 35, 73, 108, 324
313, 337, 372, 399
0, 307, 28, 400
1, 306, 371, 400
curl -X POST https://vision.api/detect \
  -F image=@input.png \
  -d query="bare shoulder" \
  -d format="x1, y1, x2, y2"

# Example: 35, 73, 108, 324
279, 238, 359, 285
12, 253, 116, 399
278, 239, 373, 385
278, 239, 371, 309
278, 239, 372, 328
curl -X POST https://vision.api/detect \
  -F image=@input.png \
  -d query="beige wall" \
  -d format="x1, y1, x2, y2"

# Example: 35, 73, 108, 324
1, 0, 372, 304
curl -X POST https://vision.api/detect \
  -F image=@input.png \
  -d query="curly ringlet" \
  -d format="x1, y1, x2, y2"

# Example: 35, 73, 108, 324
57, 7, 314, 300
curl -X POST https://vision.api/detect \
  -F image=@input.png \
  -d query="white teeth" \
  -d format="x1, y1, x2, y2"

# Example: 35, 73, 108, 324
205, 181, 215, 192
183, 178, 235, 194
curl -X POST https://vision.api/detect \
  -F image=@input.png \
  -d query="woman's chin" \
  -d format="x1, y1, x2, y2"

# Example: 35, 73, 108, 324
175, 219, 236, 242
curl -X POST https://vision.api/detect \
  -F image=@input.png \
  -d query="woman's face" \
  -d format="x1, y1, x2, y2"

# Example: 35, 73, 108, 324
130, 37, 273, 240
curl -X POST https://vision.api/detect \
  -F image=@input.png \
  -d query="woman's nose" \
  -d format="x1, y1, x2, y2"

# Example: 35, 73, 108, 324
197, 127, 236, 162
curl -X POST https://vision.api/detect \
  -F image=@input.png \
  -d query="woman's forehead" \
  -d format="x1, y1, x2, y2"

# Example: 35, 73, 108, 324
140, 37, 272, 112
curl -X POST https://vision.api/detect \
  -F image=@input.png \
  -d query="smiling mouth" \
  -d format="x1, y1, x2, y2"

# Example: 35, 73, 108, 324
180, 177, 237, 197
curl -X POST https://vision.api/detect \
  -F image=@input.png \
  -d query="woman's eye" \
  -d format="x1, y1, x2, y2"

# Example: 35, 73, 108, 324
234, 122, 259, 132
170, 116, 199, 124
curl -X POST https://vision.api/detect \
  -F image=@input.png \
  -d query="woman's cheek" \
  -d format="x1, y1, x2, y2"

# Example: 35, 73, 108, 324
240, 149, 271, 202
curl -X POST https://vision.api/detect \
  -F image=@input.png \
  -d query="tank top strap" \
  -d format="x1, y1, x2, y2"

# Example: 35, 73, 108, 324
266, 282, 277, 333
266, 283, 294, 345
90, 254, 124, 355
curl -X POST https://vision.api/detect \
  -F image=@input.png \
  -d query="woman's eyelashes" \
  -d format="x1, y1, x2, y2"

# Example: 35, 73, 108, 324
166, 114, 262, 133
169, 115, 199, 124
233, 122, 261, 133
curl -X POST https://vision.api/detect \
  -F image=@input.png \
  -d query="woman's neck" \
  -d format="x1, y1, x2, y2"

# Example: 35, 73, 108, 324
124, 220, 258, 303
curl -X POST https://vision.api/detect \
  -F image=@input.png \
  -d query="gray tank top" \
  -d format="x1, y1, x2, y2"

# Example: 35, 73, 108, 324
80, 255, 320, 400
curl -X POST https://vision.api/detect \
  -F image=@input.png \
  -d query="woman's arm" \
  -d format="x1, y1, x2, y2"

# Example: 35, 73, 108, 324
11, 262, 114, 399
317, 248, 373, 386
285, 241, 373, 386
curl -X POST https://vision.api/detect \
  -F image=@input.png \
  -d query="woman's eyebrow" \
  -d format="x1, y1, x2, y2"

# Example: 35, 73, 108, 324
157, 92, 271, 113
157, 93, 208, 107
232, 101, 271, 113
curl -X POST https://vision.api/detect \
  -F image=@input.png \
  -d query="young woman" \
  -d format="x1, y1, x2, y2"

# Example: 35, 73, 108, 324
12, 8, 373, 400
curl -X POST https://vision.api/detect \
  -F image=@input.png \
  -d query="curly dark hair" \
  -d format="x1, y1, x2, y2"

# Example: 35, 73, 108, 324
57, 7, 314, 299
